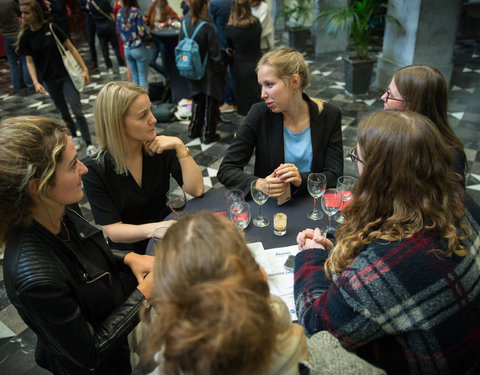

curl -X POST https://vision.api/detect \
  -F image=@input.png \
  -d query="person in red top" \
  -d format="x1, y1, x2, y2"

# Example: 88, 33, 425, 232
145, 0, 179, 79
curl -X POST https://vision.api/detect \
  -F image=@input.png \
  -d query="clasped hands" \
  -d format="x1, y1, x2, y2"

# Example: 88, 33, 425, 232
256, 163, 302, 198
297, 228, 334, 251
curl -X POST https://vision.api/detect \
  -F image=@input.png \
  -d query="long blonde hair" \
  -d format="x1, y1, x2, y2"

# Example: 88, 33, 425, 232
94, 81, 147, 175
143, 212, 277, 375
326, 110, 469, 279
0, 116, 67, 243
15, 0, 46, 53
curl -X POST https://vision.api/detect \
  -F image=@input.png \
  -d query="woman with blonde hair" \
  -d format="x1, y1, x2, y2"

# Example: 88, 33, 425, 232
1, 116, 154, 375
218, 47, 343, 197
82, 81, 203, 257
16, 0, 95, 155
225, 0, 262, 117
294, 110, 480, 374
142, 212, 385, 375
381, 64, 467, 186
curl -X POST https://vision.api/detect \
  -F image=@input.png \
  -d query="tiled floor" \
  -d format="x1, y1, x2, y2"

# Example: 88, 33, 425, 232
0, 31, 479, 373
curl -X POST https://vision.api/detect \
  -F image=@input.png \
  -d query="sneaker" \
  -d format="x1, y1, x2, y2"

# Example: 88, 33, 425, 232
86, 144, 97, 157
219, 103, 237, 113
119, 66, 128, 75
76, 130, 81, 137
72, 137, 82, 151
107, 68, 115, 76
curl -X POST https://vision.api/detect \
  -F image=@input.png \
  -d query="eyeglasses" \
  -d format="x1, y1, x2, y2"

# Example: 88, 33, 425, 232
348, 146, 365, 164
385, 89, 408, 105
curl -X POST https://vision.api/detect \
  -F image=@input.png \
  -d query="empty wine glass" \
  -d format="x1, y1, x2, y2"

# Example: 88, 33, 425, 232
321, 188, 341, 235
335, 176, 357, 223
250, 180, 269, 227
225, 189, 245, 211
166, 189, 186, 217
229, 202, 251, 230
307, 173, 327, 220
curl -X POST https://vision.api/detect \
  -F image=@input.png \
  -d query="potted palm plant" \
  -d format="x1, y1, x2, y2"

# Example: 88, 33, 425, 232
317, 0, 400, 95
276, 0, 314, 52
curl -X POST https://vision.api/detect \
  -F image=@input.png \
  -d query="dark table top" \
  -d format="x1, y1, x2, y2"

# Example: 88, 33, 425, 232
166, 186, 330, 249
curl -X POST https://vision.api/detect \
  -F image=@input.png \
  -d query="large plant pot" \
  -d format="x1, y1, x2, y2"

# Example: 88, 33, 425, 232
343, 56, 376, 95
288, 27, 311, 52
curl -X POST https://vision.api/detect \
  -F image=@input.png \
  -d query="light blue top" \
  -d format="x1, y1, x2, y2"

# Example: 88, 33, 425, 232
283, 126, 312, 173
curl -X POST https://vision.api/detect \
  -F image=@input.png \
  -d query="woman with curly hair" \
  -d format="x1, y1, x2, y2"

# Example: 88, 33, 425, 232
141, 212, 384, 375
294, 110, 480, 374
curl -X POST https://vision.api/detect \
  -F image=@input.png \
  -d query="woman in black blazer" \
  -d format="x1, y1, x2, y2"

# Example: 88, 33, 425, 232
218, 48, 343, 197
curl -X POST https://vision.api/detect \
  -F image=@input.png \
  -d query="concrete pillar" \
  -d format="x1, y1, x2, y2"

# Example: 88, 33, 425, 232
312, 0, 348, 55
376, 0, 461, 90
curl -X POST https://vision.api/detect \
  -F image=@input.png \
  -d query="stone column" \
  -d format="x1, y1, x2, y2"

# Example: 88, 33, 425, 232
312, 0, 348, 55
376, 0, 461, 89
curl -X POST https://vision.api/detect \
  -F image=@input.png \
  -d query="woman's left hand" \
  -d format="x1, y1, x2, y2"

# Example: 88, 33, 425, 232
145, 135, 181, 154
124, 252, 155, 284
275, 163, 302, 187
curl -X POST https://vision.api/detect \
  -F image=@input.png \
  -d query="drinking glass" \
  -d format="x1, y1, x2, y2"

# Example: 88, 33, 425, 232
250, 180, 269, 227
335, 176, 357, 223
229, 202, 251, 230
225, 189, 245, 211
166, 189, 186, 217
307, 173, 327, 220
321, 188, 341, 235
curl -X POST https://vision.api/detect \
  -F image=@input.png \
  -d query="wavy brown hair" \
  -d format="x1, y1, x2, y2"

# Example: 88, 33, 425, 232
0, 116, 67, 244
394, 65, 466, 173
189, 0, 209, 24
16, 0, 47, 53
143, 212, 277, 375
326, 110, 469, 279
228, 0, 257, 28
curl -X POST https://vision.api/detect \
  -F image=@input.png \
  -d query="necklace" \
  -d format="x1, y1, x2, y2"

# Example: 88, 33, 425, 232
60, 220, 70, 242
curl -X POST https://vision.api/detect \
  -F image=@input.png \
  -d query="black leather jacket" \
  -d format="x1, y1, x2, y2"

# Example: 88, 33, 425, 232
3, 207, 146, 375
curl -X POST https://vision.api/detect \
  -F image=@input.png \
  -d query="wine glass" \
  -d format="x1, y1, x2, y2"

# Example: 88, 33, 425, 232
229, 202, 251, 230
321, 188, 342, 235
225, 189, 245, 211
335, 176, 357, 223
307, 173, 327, 220
166, 189, 186, 217
250, 180, 269, 227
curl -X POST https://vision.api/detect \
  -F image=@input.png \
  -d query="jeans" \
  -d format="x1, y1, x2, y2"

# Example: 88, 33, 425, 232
149, 37, 168, 79
44, 77, 92, 145
2, 34, 33, 92
125, 44, 149, 89
95, 20, 125, 69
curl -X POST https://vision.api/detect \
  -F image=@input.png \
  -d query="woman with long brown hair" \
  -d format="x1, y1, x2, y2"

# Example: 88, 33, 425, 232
142, 212, 384, 374
294, 110, 480, 374
381, 64, 467, 186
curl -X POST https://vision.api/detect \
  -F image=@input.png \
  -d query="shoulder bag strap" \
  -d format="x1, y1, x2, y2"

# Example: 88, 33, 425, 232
89, 0, 115, 22
191, 20, 207, 39
49, 23, 67, 57
182, 19, 190, 38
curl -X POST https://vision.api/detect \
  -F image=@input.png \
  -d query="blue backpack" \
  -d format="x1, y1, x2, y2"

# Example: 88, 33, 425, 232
175, 20, 208, 81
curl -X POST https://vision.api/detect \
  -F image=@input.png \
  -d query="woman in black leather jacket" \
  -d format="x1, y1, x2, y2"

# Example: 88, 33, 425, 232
0, 116, 154, 375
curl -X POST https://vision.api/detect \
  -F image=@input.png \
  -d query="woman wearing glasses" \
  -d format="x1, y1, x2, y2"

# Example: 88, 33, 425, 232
381, 64, 466, 187
294, 110, 480, 374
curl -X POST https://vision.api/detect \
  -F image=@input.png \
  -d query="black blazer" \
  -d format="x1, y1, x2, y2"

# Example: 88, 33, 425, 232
217, 94, 343, 196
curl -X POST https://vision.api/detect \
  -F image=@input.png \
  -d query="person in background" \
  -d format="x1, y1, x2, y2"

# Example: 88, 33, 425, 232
145, 0, 179, 80
79, 0, 99, 71
182, 0, 225, 144
218, 48, 343, 197
88, 0, 126, 75
180, 0, 190, 15
294, 110, 480, 374
43, 0, 70, 38
250, 0, 274, 53
17, 0, 96, 156
1, 116, 154, 375
116, 0, 149, 88
82, 82, 203, 258
382, 64, 467, 187
225, 0, 262, 118
141, 212, 385, 375
209, 0, 236, 113
113, 0, 132, 81
0, 0, 33, 95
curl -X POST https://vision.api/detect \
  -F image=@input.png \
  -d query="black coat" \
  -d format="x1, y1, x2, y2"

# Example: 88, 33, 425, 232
3, 207, 145, 375
179, 13, 225, 101
217, 94, 344, 196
